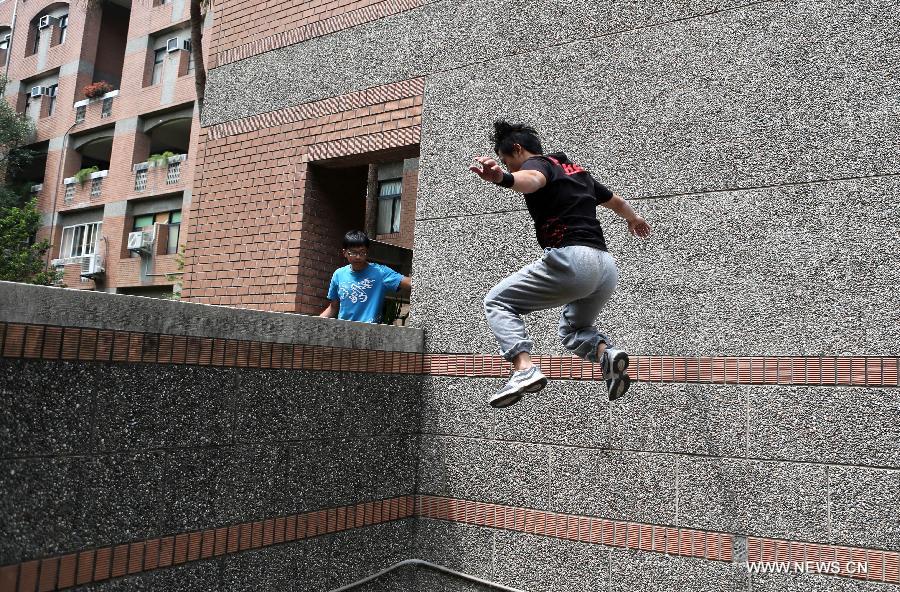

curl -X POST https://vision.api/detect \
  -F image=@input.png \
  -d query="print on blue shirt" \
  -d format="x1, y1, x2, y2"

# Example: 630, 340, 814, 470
327, 263, 403, 323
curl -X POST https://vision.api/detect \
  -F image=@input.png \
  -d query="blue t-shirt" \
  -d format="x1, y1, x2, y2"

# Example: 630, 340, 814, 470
327, 263, 403, 323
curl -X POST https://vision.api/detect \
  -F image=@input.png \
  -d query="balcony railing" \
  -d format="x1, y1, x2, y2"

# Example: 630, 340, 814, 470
73, 90, 119, 124
62, 170, 108, 204
133, 154, 187, 193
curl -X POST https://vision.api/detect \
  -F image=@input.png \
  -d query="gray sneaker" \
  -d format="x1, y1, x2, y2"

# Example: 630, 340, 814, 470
601, 347, 631, 401
489, 365, 548, 408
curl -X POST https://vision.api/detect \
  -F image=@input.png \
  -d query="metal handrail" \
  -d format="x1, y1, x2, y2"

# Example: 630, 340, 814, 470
327, 558, 528, 592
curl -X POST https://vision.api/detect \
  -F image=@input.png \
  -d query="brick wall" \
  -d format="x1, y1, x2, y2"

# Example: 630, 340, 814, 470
183, 78, 423, 312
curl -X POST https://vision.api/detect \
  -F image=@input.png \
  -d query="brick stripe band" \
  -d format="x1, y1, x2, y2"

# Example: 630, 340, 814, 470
1, 495, 897, 590
205, 78, 425, 140
210, 0, 424, 68
0, 496, 415, 592
414, 495, 900, 585
1, 322, 898, 388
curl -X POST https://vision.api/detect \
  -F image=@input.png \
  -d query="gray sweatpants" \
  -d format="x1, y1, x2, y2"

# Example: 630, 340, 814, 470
483, 245, 618, 363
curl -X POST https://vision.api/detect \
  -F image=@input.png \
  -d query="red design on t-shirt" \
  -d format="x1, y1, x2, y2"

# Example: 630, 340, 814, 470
545, 156, 586, 176
538, 217, 567, 248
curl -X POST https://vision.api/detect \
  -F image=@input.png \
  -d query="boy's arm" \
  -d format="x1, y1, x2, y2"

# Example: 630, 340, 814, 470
397, 276, 412, 295
600, 194, 651, 238
319, 300, 340, 318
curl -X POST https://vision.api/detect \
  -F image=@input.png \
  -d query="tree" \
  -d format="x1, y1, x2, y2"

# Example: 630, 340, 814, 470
0, 81, 59, 285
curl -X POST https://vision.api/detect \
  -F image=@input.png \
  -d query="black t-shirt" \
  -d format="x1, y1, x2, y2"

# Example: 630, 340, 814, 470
520, 152, 614, 250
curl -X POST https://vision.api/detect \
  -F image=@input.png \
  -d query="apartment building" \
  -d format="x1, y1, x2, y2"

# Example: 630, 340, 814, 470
2, 0, 201, 297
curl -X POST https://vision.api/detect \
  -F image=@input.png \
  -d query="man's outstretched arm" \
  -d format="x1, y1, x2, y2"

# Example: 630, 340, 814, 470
469, 157, 546, 194
601, 194, 651, 238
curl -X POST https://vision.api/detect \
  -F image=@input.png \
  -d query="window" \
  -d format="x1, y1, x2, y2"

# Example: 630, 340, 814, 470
32, 27, 41, 54
57, 15, 68, 44
151, 48, 166, 85
46, 84, 58, 116
90, 176, 102, 197
24, 93, 32, 117
186, 46, 194, 74
0, 36, 8, 52
132, 214, 155, 231
63, 181, 75, 201
101, 97, 113, 117
166, 210, 181, 254
130, 214, 154, 258
376, 179, 402, 234
60, 222, 102, 260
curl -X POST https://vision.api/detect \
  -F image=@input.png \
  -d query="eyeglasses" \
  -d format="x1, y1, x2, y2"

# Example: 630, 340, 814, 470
345, 250, 368, 258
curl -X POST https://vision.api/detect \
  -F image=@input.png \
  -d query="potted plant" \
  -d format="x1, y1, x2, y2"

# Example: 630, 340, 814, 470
147, 150, 176, 168
83, 81, 114, 99
73, 165, 99, 186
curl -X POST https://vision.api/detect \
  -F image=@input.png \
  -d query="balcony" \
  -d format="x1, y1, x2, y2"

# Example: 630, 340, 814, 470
133, 154, 187, 193
74, 90, 119, 127
62, 169, 109, 206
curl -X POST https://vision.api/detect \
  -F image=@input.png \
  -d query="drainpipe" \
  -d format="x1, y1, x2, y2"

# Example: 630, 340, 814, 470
45, 121, 81, 266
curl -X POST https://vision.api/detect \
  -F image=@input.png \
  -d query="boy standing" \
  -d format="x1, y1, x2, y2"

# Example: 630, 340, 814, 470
319, 230, 411, 323
470, 121, 651, 408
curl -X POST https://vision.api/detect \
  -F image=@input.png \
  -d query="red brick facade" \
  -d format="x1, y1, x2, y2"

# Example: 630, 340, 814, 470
3, 0, 202, 295
183, 78, 423, 312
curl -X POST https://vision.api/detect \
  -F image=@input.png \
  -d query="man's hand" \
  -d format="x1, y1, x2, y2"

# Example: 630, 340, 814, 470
627, 216, 652, 239
469, 157, 504, 183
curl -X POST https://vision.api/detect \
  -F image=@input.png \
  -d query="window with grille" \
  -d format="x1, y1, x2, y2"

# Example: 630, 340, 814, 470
101, 97, 113, 117
90, 176, 102, 197
376, 179, 402, 235
60, 222, 102, 261
166, 160, 181, 184
75, 105, 86, 122
134, 169, 147, 191
63, 182, 75, 201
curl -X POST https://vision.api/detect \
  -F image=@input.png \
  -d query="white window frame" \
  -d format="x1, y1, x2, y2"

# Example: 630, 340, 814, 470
376, 178, 403, 235
57, 15, 68, 44
59, 221, 102, 261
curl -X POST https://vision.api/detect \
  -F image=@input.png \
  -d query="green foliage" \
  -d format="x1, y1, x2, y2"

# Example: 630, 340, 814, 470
73, 166, 99, 186
0, 77, 36, 178
148, 151, 177, 167
0, 77, 59, 286
0, 194, 60, 285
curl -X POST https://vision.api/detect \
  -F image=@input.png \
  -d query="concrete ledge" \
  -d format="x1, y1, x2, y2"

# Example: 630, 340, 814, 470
0, 282, 424, 353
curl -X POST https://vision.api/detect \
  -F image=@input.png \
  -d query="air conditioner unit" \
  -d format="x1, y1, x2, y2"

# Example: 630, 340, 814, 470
38, 15, 54, 29
29, 86, 45, 98
50, 258, 65, 267
127, 230, 154, 253
80, 254, 104, 278
166, 37, 180, 53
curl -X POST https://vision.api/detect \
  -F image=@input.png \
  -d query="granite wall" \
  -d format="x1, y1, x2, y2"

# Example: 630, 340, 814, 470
0, 283, 422, 592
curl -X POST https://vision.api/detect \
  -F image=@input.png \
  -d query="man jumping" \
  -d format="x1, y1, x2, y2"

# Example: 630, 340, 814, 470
470, 121, 651, 408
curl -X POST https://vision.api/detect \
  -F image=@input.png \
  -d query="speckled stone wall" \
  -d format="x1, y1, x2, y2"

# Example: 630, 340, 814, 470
0, 359, 421, 591
396, 0, 898, 589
